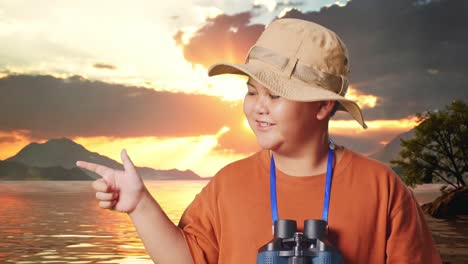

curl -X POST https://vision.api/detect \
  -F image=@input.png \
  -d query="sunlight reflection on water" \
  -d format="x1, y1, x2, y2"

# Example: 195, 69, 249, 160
0, 180, 208, 263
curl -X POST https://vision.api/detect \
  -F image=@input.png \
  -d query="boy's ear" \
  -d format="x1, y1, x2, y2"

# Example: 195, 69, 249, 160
316, 101, 335, 120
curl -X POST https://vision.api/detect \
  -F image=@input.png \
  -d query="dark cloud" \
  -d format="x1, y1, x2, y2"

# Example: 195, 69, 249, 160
178, 0, 467, 120
332, 135, 381, 155
0, 74, 248, 148
174, 12, 265, 68
274, 1, 304, 10
93, 63, 117, 70
280, 0, 468, 119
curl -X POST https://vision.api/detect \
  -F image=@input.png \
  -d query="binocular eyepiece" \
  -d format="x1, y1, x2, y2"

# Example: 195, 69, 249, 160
256, 219, 343, 264
274, 219, 327, 240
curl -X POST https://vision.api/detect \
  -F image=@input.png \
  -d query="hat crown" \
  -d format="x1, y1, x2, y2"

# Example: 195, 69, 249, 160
253, 18, 349, 77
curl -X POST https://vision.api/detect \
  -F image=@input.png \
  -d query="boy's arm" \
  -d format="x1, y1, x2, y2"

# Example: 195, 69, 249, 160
129, 189, 193, 264
78, 150, 193, 264
386, 190, 442, 264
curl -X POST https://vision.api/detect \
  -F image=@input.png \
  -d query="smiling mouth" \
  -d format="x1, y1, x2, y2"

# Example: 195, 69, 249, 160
256, 121, 275, 127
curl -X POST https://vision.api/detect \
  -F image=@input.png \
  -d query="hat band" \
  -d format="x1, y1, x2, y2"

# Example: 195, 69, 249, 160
246, 46, 348, 96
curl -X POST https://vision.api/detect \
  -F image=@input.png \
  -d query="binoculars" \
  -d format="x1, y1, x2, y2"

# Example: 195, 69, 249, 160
256, 219, 343, 264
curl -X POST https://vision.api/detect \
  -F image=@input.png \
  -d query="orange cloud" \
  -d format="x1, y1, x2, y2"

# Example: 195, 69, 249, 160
0, 130, 46, 160
331, 116, 419, 133
346, 85, 379, 109
329, 116, 420, 155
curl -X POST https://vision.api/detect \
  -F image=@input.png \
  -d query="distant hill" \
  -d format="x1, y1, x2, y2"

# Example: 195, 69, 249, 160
3, 138, 203, 180
7, 138, 106, 170
0, 160, 93, 180
369, 129, 415, 165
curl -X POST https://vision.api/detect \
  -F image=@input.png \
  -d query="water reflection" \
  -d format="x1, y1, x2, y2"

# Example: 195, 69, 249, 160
2, 181, 466, 263
0, 180, 208, 263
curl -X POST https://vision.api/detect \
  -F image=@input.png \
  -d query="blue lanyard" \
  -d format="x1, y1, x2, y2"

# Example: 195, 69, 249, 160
269, 141, 335, 225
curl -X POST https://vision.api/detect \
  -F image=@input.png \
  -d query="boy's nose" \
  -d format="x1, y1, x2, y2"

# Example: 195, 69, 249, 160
254, 95, 269, 115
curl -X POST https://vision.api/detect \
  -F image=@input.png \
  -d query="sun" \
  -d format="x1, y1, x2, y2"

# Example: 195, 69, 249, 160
208, 74, 249, 101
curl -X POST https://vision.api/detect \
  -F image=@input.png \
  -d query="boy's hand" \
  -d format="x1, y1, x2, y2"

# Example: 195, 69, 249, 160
76, 149, 146, 213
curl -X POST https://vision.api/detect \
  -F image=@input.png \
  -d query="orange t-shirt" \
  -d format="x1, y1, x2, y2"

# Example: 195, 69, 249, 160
178, 147, 441, 263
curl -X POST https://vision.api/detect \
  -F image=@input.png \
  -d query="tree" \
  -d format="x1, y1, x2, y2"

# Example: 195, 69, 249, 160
391, 100, 468, 189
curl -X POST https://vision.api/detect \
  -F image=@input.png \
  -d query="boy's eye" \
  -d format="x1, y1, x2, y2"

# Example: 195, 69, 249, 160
269, 94, 280, 99
246, 91, 256, 96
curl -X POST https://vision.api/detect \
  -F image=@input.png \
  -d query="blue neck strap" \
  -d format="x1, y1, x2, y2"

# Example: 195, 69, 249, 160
269, 141, 335, 224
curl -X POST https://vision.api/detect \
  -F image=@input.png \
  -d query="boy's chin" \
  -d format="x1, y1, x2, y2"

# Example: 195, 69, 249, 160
257, 141, 280, 152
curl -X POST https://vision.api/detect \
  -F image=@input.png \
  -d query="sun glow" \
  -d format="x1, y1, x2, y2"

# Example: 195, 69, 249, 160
0, 130, 47, 160
72, 127, 243, 177
217, 126, 231, 136
243, 118, 251, 131
207, 74, 249, 101
330, 116, 420, 135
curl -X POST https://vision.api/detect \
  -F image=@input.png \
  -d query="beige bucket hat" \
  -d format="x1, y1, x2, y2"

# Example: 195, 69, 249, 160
208, 18, 368, 129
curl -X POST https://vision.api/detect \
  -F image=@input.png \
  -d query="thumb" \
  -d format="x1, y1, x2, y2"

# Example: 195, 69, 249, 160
121, 149, 138, 175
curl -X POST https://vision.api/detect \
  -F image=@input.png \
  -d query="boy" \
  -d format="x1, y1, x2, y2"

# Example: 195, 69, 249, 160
77, 18, 441, 263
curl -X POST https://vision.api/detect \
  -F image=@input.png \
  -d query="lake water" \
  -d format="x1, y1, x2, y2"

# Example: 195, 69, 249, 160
0, 180, 209, 264
0, 181, 466, 263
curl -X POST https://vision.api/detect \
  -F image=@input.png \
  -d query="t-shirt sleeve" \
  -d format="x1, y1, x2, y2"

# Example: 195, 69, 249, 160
178, 178, 220, 264
386, 186, 442, 264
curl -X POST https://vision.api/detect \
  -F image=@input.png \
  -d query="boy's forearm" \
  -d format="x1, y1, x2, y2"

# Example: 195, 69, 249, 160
128, 189, 193, 264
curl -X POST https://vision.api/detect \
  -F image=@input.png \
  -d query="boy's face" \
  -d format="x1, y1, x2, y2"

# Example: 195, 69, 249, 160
243, 78, 325, 152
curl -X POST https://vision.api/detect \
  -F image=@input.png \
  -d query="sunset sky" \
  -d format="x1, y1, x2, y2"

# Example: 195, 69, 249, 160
1, 0, 466, 177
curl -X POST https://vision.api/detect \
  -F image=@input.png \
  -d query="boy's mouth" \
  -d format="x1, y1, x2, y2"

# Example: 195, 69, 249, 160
256, 120, 275, 129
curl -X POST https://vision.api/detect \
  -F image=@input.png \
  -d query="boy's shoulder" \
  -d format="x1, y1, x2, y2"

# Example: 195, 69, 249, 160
206, 149, 267, 185
216, 149, 266, 176
343, 146, 411, 197
344, 146, 395, 174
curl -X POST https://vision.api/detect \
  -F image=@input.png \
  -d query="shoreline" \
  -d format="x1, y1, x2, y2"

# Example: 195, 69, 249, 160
411, 184, 468, 263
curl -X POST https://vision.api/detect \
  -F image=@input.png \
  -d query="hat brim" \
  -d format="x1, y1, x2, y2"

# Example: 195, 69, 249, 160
208, 59, 368, 129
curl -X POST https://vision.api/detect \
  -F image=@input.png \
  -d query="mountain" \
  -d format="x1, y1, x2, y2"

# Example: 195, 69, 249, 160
369, 129, 415, 165
3, 138, 203, 180
0, 160, 93, 180
7, 138, 105, 170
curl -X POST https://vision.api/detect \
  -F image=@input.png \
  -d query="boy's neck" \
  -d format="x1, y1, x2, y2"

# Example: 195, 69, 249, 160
270, 135, 342, 177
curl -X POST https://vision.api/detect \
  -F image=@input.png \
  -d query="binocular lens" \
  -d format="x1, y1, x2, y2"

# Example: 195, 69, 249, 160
274, 219, 297, 239
304, 219, 327, 239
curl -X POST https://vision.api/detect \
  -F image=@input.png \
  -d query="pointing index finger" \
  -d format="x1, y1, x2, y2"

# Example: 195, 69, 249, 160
76, 161, 114, 183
